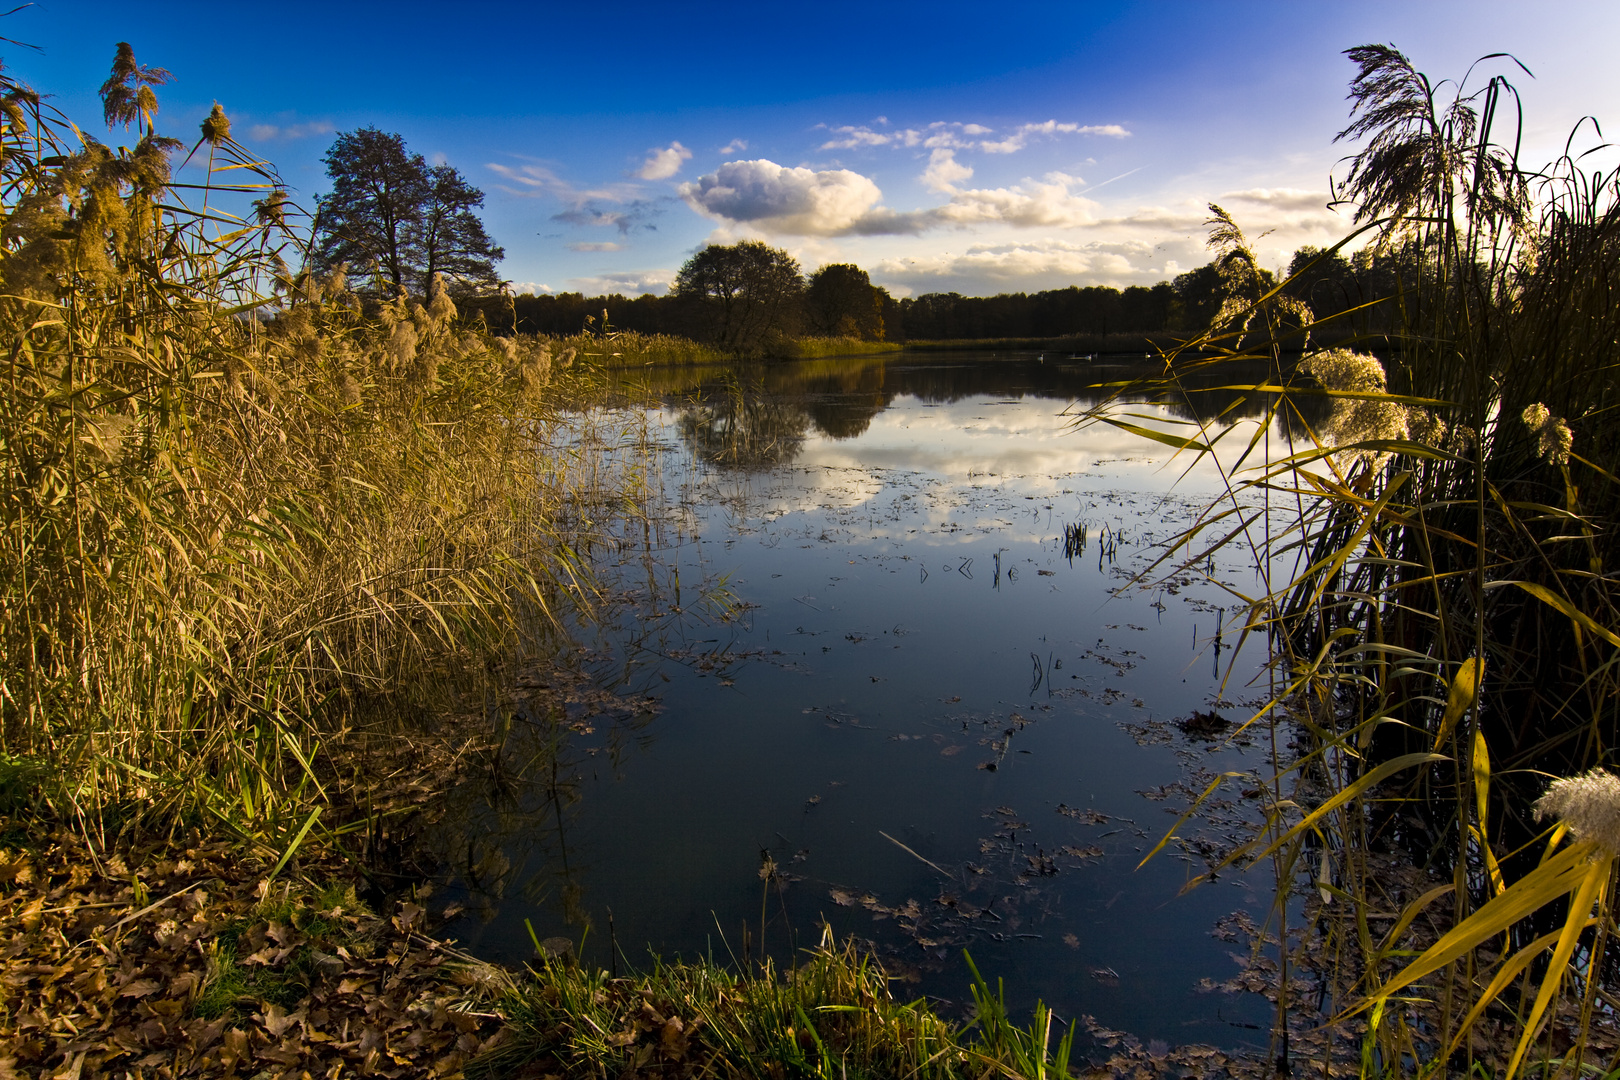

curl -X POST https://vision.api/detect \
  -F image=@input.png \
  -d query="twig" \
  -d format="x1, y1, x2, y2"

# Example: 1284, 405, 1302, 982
879, 830, 952, 878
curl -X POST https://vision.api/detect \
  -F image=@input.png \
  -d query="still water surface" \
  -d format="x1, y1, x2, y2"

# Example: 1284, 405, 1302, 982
436, 352, 1293, 1049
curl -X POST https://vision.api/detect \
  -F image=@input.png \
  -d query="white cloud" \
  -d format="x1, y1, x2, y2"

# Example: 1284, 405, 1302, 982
245, 119, 335, 142
873, 238, 1193, 294
566, 270, 674, 295
568, 241, 625, 252
681, 159, 1114, 236
511, 282, 554, 295
679, 159, 909, 236
921, 148, 974, 193
979, 121, 1131, 154
819, 124, 920, 150
820, 118, 1129, 154
638, 141, 693, 180
720, 138, 748, 155
1221, 187, 1330, 212
487, 160, 641, 206
932, 175, 1101, 228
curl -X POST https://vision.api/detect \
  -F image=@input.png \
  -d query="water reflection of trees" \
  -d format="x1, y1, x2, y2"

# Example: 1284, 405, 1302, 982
678, 378, 812, 469
653, 353, 1331, 473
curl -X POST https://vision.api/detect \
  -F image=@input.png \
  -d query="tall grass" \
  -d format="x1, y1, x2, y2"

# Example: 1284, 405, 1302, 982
1080, 45, 1620, 1076
0, 51, 629, 849
473, 930, 1075, 1080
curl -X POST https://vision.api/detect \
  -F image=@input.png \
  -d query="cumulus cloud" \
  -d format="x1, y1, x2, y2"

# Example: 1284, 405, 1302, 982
931, 174, 1101, 229
245, 119, 335, 142
511, 282, 555, 295
873, 238, 1194, 294
638, 141, 693, 180
921, 149, 973, 193
679, 159, 909, 236
820, 118, 1129, 153
681, 159, 1112, 236
568, 241, 625, 252
566, 270, 674, 295
720, 138, 748, 155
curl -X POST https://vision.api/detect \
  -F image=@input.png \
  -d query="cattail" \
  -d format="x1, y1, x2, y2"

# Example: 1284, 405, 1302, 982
1535, 768, 1620, 856
1522, 402, 1573, 465
200, 102, 230, 146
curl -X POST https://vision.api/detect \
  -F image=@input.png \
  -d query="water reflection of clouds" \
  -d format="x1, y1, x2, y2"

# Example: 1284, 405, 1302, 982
797, 397, 1221, 490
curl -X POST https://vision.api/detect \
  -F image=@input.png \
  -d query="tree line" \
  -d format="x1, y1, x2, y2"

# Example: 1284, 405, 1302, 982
305, 128, 1413, 348
470, 240, 1415, 348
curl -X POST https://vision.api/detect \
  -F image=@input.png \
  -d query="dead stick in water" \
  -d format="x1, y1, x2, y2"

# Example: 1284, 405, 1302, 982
879, 830, 952, 878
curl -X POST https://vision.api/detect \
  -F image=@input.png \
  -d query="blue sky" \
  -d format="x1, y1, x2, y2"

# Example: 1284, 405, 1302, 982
10, 1, 1619, 297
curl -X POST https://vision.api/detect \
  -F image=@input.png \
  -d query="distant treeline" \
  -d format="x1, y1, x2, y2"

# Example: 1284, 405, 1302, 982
469, 243, 1412, 347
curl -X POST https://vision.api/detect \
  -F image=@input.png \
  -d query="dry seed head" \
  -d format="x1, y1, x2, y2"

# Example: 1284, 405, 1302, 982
1301, 349, 1408, 466
427, 273, 457, 327
337, 374, 362, 407
1543, 420, 1573, 465
253, 188, 288, 229
389, 319, 418, 372
1406, 407, 1448, 448
200, 103, 230, 146
1534, 768, 1620, 856
80, 413, 136, 462
1521, 402, 1573, 465
1302, 348, 1387, 394
223, 357, 248, 397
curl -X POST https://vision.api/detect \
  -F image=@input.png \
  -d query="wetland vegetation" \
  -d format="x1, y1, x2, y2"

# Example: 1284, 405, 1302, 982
3, 35, 1620, 1080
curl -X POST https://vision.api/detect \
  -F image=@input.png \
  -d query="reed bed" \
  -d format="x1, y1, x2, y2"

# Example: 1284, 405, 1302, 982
1080, 45, 1620, 1076
0, 53, 642, 855
538, 327, 897, 367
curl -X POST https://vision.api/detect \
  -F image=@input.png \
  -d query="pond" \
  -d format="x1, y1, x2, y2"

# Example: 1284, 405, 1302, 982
433, 351, 1298, 1051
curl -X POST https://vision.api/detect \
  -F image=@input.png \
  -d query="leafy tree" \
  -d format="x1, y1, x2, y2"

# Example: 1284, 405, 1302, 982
673, 241, 803, 352
313, 128, 503, 299
417, 163, 504, 295
805, 263, 885, 339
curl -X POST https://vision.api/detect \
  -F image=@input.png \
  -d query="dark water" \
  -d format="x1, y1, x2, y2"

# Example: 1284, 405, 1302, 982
434, 352, 1294, 1049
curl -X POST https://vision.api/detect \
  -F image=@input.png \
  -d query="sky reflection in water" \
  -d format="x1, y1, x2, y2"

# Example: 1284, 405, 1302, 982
435, 353, 1302, 1050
